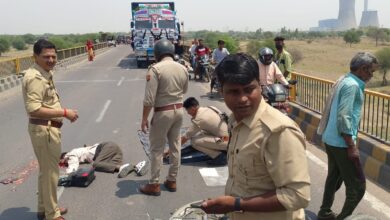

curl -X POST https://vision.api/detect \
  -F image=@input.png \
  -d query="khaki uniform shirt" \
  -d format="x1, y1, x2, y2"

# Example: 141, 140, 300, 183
225, 99, 310, 220
184, 107, 228, 139
143, 57, 188, 107
22, 64, 62, 121
275, 49, 293, 81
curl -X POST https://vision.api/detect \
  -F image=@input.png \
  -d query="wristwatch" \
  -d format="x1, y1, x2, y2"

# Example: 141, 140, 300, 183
234, 197, 242, 212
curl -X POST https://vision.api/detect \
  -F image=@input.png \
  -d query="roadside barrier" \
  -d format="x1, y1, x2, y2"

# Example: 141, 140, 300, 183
0, 42, 109, 93
0, 42, 109, 78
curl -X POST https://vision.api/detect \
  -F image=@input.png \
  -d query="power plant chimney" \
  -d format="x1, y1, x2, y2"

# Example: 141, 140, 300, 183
337, 0, 357, 30
360, 0, 379, 28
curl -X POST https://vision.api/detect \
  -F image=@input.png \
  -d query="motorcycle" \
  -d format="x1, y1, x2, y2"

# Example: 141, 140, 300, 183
196, 54, 211, 82
261, 80, 297, 115
174, 54, 193, 79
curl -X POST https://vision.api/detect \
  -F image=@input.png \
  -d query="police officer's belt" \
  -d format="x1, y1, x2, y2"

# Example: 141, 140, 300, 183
154, 103, 183, 112
29, 118, 63, 128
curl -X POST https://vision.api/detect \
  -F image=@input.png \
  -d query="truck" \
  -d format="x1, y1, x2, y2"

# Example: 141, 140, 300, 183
130, 2, 181, 68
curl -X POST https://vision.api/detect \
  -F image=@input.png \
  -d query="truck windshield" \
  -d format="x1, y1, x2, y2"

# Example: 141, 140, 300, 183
135, 20, 152, 29
158, 20, 175, 29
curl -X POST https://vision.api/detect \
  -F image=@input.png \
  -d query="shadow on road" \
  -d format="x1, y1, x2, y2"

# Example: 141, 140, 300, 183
117, 54, 141, 70
116, 179, 148, 198
0, 207, 37, 220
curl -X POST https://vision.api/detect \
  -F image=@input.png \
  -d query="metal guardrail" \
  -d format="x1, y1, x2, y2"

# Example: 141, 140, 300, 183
0, 42, 108, 78
291, 72, 390, 143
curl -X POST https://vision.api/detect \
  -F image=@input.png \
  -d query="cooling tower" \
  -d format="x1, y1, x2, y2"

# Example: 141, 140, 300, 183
337, 0, 357, 30
360, 0, 379, 27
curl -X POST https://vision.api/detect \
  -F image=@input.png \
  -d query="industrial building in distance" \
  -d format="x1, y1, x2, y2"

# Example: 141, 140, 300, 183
310, 0, 379, 32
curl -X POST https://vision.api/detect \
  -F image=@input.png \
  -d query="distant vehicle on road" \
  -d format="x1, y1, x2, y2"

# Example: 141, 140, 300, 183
130, 2, 182, 68
107, 36, 117, 47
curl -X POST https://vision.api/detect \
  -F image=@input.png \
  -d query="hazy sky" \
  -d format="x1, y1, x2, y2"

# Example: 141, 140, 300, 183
1, 0, 389, 34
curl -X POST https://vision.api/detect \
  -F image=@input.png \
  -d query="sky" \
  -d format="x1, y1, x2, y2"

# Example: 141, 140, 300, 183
1, 0, 389, 35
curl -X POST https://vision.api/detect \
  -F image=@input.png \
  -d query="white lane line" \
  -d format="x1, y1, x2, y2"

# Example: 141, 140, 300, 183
96, 100, 111, 123
117, 77, 125, 86
57, 186, 64, 200
199, 167, 228, 187
306, 151, 390, 219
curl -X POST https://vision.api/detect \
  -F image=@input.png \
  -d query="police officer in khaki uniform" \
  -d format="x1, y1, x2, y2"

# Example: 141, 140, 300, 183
139, 39, 188, 196
200, 53, 310, 220
181, 97, 228, 166
22, 39, 79, 220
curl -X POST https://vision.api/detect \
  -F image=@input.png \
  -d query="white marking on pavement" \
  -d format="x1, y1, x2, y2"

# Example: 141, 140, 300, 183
306, 151, 390, 219
96, 100, 111, 123
57, 186, 64, 200
199, 167, 228, 187
306, 151, 328, 170
117, 77, 125, 86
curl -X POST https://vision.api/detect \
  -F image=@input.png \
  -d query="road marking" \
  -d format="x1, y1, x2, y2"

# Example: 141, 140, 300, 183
96, 100, 111, 123
117, 77, 125, 86
306, 151, 390, 219
199, 167, 228, 187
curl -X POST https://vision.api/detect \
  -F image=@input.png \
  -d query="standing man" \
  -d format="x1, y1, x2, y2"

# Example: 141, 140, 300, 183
181, 97, 228, 166
211, 40, 230, 66
200, 53, 310, 219
317, 52, 379, 220
274, 36, 293, 81
22, 39, 79, 220
189, 39, 198, 69
211, 40, 230, 93
140, 39, 188, 196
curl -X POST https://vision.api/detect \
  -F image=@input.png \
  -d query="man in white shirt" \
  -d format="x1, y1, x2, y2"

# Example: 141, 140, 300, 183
59, 141, 148, 178
212, 40, 230, 65
189, 39, 198, 69
210, 40, 230, 93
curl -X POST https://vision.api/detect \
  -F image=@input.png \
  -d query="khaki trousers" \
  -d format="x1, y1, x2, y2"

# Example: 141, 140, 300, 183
192, 133, 228, 158
93, 142, 123, 173
28, 124, 61, 220
149, 108, 183, 183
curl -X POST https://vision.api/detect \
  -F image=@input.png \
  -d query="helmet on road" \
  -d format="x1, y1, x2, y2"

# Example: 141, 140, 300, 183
259, 47, 274, 65
154, 39, 175, 61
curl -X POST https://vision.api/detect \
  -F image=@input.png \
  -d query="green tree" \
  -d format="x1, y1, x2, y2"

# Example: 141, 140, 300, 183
246, 39, 275, 58
0, 37, 10, 56
22, 33, 36, 44
12, 38, 27, 50
343, 30, 361, 47
48, 37, 72, 50
375, 48, 390, 86
366, 27, 389, 46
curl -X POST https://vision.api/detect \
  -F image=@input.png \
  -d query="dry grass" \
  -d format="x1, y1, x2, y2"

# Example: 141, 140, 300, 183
0, 45, 33, 61
241, 37, 390, 93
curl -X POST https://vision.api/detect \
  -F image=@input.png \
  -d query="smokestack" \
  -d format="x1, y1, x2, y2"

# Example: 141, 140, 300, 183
337, 0, 357, 30
360, 0, 379, 27
364, 0, 368, 11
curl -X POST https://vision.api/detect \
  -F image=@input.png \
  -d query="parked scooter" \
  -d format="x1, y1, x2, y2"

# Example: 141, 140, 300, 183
262, 80, 297, 114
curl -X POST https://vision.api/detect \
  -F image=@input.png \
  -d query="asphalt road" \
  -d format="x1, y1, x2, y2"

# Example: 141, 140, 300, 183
0, 45, 389, 220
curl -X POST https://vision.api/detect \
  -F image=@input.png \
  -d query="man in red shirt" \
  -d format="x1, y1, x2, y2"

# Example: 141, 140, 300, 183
194, 39, 211, 81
